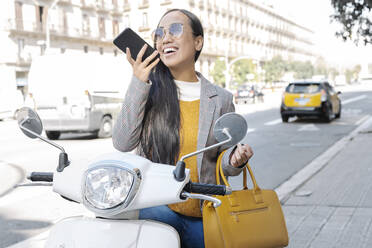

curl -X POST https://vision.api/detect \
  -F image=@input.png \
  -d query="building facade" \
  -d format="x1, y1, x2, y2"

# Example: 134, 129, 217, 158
0, 0, 315, 93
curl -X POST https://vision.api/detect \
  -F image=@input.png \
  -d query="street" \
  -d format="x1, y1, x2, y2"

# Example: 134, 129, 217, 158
0, 85, 371, 247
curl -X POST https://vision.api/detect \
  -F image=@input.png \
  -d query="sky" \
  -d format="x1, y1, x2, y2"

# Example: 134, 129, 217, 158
261, 0, 372, 70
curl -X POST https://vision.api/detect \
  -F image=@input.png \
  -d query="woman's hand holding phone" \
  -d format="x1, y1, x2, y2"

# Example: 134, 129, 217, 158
126, 44, 160, 83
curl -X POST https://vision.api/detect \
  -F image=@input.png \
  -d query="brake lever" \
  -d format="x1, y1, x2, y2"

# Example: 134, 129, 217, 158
181, 192, 222, 208
14, 183, 53, 187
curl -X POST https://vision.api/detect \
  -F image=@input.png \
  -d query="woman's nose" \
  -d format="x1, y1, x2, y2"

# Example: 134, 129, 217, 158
162, 30, 173, 43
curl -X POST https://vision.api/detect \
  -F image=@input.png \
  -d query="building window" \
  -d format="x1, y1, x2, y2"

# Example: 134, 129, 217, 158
139, 12, 149, 31
35, 5, 45, 31
99, 47, 104, 54
62, 9, 68, 34
112, 20, 119, 37
15, 2, 23, 30
84, 45, 88, 53
82, 14, 90, 35
124, 15, 130, 28
99, 17, 106, 38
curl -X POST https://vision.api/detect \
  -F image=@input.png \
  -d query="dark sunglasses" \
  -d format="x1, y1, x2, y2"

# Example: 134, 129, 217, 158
152, 23, 184, 41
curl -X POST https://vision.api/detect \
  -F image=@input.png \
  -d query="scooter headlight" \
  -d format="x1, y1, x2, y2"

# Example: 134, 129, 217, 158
82, 164, 141, 216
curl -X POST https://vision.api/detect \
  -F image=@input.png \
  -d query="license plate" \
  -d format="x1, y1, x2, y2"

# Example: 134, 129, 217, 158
295, 98, 310, 105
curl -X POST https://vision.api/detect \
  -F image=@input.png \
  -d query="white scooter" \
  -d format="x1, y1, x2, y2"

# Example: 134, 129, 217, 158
16, 107, 248, 248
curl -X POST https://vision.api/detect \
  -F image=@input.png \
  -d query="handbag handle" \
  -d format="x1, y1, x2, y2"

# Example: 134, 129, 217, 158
216, 150, 262, 195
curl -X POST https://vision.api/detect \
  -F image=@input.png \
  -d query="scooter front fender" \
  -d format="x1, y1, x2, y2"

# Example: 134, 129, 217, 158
45, 216, 180, 248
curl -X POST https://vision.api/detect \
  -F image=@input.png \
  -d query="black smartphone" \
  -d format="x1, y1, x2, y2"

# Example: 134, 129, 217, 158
113, 28, 158, 62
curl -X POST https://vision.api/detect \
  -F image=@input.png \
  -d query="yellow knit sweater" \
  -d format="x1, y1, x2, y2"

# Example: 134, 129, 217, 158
168, 100, 202, 218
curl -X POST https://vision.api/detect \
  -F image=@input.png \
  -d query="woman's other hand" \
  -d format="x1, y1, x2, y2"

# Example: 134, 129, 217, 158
126, 44, 160, 83
230, 144, 253, 168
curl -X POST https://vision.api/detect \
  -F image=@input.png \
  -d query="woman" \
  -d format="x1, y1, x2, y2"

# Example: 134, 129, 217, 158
112, 9, 253, 248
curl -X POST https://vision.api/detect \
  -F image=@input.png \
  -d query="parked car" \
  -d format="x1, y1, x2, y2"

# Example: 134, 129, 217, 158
280, 81, 341, 122
0, 67, 24, 121
26, 54, 131, 139
234, 84, 264, 104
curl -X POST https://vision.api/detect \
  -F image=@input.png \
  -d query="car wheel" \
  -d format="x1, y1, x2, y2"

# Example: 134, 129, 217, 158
281, 114, 289, 123
323, 103, 333, 122
97, 116, 113, 138
46, 131, 61, 140
335, 102, 341, 118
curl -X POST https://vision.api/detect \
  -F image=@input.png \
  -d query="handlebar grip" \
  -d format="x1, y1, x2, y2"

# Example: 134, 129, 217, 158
28, 172, 54, 182
185, 182, 229, 196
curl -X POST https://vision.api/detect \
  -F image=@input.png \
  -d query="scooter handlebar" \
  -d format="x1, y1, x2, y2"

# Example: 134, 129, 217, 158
184, 182, 232, 196
28, 172, 54, 182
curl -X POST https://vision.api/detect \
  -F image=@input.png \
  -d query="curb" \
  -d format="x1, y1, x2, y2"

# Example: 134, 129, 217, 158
275, 115, 372, 203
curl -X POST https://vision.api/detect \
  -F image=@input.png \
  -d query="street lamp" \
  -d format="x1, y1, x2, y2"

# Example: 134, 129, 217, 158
224, 54, 256, 91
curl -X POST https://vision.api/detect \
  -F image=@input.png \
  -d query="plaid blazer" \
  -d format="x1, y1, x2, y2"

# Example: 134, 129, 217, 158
112, 72, 243, 185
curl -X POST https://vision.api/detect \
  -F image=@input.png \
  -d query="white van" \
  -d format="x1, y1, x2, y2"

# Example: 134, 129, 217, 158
0, 67, 24, 121
27, 54, 131, 139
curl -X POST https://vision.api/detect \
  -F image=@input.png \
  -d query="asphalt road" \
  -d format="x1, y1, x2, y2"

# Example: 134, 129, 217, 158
230, 85, 372, 190
0, 84, 371, 247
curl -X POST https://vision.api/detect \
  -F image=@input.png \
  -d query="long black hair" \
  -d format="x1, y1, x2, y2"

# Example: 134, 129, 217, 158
139, 9, 204, 165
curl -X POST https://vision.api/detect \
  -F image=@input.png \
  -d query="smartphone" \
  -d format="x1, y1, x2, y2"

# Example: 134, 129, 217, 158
113, 28, 158, 63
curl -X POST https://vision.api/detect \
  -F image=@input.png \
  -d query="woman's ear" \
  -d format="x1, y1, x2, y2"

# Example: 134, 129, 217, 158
194, 35, 203, 51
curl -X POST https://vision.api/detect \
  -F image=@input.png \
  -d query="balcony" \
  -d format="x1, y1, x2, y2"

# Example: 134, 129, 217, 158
59, 0, 72, 5
96, 2, 112, 13
17, 52, 32, 66
111, 5, 123, 16
81, 0, 96, 10
6, 19, 46, 34
123, 3, 131, 12
198, 0, 204, 10
160, 0, 172, 6
138, 2, 149, 9
138, 26, 150, 32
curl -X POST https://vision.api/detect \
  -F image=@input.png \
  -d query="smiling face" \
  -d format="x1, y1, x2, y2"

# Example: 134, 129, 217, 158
155, 11, 203, 72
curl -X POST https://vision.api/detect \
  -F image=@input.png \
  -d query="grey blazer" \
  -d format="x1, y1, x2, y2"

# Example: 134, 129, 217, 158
112, 72, 243, 185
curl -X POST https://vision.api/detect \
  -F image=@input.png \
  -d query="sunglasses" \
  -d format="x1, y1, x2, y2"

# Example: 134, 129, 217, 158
152, 23, 184, 41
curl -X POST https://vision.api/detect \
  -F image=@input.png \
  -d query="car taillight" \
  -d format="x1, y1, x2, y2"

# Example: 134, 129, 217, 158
321, 89, 327, 102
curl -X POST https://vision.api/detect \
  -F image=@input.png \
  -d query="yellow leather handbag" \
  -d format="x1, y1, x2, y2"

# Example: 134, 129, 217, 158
203, 152, 289, 248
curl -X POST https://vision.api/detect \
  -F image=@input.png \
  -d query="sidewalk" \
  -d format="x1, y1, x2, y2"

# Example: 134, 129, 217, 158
0, 161, 24, 197
281, 117, 372, 247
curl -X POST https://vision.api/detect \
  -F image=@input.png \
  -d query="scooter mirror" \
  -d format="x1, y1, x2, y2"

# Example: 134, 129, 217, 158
16, 107, 43, 139
213, 112, 247, 147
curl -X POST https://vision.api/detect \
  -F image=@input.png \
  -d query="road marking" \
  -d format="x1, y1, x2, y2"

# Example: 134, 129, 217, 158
355, 115, 370, 126
264, 118, 282, 126
298, 124, 320, 131
342, 95, 367, 105
247, 128, 255, 133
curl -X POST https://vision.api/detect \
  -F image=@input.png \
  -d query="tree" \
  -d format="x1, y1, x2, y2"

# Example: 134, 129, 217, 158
331, 0, 372, 45
314, 57, 329, 76
328, 67, 340, 81
231, 59, 257, 85
210, 59, 226, 87
263, 56, 286, 83
291, 61, 315, 79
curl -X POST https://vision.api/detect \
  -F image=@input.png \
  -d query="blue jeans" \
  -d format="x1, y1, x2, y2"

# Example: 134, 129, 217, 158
139, 205, 204, 248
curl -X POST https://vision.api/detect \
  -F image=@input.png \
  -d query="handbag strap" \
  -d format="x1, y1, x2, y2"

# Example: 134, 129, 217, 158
216, 151, 263, 201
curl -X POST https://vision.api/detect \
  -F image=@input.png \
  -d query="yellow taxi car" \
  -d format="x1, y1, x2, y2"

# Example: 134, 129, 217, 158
280, 81, 341, 122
